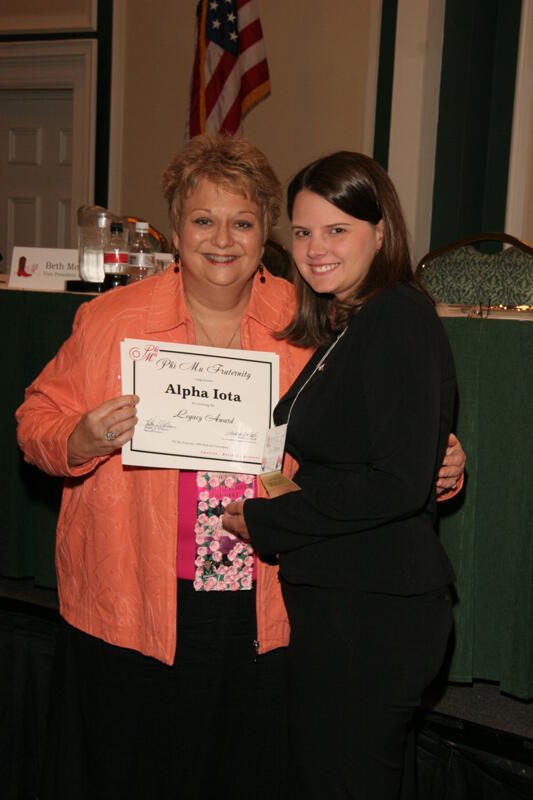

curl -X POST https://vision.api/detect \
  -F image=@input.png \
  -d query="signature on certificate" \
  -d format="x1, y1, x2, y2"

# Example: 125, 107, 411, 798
225, 430, 258, 443
143, 417, 176, 433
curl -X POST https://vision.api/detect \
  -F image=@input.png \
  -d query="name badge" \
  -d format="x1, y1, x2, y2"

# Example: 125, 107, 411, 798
259, 425, 300, 497
261, 424, 287, 473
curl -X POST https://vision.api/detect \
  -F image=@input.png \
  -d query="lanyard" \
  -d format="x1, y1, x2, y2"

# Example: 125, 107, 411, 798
285, 326, 348, 431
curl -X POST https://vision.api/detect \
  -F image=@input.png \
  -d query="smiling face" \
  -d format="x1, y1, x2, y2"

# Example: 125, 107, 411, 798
173, 178, 264, 295
291, 189, 384, 302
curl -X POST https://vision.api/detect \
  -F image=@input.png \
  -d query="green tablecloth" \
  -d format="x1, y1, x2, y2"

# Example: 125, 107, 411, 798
440, 317, 533, 699
0, 290, 90, 586
0, 291, 532, 698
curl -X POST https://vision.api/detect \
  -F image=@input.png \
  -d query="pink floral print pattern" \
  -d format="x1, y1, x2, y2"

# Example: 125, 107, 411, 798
194, 472, 256, 591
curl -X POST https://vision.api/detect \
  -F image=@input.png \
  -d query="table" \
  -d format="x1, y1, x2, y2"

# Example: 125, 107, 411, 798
439, 313, 533, 699
0, 291, 532, 698
0, 289, 90, 586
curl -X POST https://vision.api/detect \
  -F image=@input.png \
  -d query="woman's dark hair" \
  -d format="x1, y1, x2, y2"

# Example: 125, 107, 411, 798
280, 151, 429, 347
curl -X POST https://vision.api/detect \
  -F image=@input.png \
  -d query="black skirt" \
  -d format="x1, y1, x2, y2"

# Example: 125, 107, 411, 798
40, 580, 288, 800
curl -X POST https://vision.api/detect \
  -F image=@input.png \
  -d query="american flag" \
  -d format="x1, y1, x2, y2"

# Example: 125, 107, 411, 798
187, 0, 270, 138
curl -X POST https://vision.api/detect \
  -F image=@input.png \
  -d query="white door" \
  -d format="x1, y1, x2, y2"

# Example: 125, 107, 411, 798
0, 88, 73, 273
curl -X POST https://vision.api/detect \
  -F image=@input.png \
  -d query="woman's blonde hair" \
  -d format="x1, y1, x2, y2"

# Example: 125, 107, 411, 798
161, 133, 281, 240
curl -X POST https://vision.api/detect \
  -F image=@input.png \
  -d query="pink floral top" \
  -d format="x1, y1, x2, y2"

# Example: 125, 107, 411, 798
177, 470, 257, 589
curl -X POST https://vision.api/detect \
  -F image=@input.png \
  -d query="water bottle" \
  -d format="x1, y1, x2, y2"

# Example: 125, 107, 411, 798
104, 222, 128, 274
101, 221, 129, 289
128, 221, 155, 282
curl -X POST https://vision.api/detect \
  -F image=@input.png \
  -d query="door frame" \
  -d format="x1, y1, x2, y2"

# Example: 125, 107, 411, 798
0, 39, 97, 246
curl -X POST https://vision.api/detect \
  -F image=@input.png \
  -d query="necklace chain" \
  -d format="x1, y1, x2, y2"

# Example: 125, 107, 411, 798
285, 327, 348, 430
190, 311, 241, 349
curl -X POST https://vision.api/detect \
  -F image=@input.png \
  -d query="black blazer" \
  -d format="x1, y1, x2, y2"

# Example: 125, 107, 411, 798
245, 284, 457, 594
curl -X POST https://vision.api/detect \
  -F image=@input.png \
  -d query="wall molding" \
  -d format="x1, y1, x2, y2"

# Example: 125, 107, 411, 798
388, 0, 446, 263
0, 39, 97, 246
363, 0, 383, 156
0, 0, 97, 34
505, 0, 533, 241
107, 0, 126, 214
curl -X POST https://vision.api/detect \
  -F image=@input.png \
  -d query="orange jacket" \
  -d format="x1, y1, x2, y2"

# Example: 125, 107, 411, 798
16, 267, 313, 664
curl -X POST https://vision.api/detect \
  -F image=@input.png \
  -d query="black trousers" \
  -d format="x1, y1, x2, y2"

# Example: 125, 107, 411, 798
40, 581, 288, 800
281, 581, 453, 800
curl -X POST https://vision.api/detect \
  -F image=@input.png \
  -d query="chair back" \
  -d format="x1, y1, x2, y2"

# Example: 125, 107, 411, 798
416, 232, 533, 306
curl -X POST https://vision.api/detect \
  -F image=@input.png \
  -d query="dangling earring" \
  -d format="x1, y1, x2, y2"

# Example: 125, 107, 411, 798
258, 263, 266, 283
173, 249, 180, 274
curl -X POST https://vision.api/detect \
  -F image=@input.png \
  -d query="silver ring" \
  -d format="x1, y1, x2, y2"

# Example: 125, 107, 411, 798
105, 431, 117, 442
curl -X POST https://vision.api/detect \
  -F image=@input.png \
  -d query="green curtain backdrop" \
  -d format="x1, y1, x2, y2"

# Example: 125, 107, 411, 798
373, 0, 398, 170
431, 0, 522, 249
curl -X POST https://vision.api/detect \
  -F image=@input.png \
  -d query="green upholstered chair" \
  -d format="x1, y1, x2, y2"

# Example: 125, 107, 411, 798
416, 233, 533, 306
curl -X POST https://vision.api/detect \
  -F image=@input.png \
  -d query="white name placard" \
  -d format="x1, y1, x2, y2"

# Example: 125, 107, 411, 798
9, 247, 79, 291
121, 338, 280, 473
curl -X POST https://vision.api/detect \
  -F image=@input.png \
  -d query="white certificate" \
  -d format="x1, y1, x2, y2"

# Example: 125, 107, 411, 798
121, 338, 279, 473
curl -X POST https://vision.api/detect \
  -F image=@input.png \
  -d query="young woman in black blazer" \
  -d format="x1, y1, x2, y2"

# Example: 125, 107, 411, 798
223, 152, 458, 799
